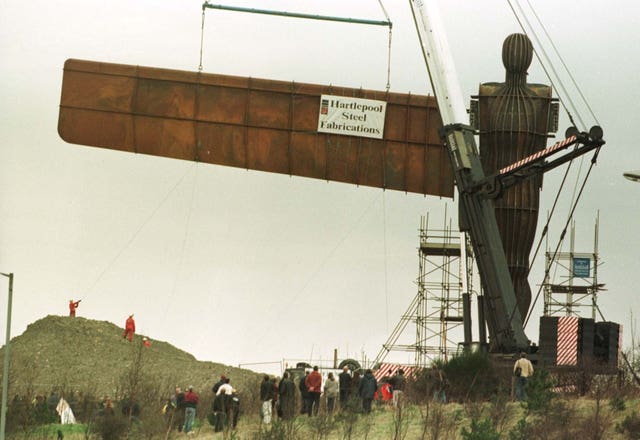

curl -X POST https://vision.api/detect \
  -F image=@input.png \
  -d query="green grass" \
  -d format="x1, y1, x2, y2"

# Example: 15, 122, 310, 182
20, 422, 88, 436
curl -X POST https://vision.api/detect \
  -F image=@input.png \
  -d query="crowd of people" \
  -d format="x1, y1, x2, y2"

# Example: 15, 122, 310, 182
68, 301, 538, 433
164, 378, 240, 434
161, 366, 409, 433
164, 386, 199, 435
256, 365, 409, 426
4, 359, 533, 438
12, 357, 530, 433
9, 391, 77, 426
130, 356, 527, 434
65, 289, 534, 433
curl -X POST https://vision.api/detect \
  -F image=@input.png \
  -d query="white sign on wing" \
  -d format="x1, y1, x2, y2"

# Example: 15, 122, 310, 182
317, 95, 387, 140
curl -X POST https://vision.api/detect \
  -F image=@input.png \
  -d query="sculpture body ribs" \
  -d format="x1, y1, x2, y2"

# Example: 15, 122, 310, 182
476, 34, 557, 318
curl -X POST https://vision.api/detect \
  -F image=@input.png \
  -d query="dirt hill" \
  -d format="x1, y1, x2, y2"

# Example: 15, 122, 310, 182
0, 315, 261, 397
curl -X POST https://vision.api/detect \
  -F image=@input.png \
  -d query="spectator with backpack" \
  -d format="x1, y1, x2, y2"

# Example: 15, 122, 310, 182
513, 352, 534, 401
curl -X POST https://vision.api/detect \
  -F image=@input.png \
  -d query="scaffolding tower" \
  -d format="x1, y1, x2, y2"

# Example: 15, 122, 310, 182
543, 215, 604, 319
374, 213, 473, 367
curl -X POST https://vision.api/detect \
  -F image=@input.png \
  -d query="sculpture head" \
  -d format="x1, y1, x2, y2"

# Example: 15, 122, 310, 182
502, 33, 533, 82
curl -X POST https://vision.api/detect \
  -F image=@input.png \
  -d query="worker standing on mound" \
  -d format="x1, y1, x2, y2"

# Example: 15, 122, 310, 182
68, 299, 81, 317
123, 314, 135, 342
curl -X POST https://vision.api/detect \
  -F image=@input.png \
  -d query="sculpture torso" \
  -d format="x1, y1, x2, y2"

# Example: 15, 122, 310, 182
477, 34, 556, 318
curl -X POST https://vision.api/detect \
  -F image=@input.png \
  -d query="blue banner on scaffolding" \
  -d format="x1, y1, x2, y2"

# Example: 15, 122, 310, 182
573, 257, 591, 277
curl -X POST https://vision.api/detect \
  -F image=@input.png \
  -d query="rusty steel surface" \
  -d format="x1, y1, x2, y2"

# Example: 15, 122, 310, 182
476, 34, 556, 319
58, 59, 454, 197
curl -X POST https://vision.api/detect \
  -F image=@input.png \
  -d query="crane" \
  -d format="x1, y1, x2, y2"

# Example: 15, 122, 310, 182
410, 0, 604, 353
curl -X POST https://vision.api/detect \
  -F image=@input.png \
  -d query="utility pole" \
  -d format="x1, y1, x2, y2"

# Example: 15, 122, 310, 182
0, 272, 13, 440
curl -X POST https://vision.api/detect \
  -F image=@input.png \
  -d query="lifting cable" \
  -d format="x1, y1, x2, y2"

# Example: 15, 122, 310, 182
198, 7, 206, 71
506, 0, 605, 327
507, 0, 601, 228
382, 192, 389, 332
520, 0, 600, 127
526, 161, 574, 277
80, 163, 198, 302
160, 166, 199, 324
524, 148, 589, 300
507, 0, 600, 131
524, 149, 602, 327
374, 0, 393, 320
377, 0, 393, 92
254, 190, 384, 345
595, 303, 640, 386
198, 2, 393, 91
197, 1, 394, 330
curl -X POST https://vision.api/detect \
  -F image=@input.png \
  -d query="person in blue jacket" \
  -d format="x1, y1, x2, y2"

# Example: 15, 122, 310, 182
358, 369, 378, 414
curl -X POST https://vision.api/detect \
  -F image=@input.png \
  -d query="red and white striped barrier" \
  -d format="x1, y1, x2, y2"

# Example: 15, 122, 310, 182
499, 135, 578, 175
374, 363, 418, 381
556, 316, 579, 366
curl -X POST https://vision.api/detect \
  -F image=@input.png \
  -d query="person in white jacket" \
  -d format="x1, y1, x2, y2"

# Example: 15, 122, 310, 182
56, 397, 76, 424
324, 373, 339, 414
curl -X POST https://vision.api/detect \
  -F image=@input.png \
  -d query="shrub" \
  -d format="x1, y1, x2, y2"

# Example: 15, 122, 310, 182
616, 411, 640, 438
442, 352, 501, 402
488, 387, 513, 433
518, 399, 576, 439
524, 369, 555, 414
307, 414, 336, 439
335, 406, 359, 439
252, 419, 302, 440
92, 413, 129, 440
460, 417, 500, 440
6, 395, 33, 433
391, 404, 413, 440
507, 418, 534, 440
419, 402, 462, 440
609, 395, 626, 412
575, 392, 613, 440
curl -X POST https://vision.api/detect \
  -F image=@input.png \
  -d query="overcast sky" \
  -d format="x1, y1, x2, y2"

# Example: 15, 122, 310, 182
1, 1, 639, 375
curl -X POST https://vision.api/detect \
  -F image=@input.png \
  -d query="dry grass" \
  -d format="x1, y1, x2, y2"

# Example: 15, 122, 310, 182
4, 315, 640, 439
33, 397, 640, 439
0, 315, 262, 398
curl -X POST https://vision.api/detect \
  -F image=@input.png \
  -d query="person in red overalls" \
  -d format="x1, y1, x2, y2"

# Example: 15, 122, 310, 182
69, 300, 81, 317
123, 314, 135, 342
380, 381, 393, 404
143, 337, 151, 348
